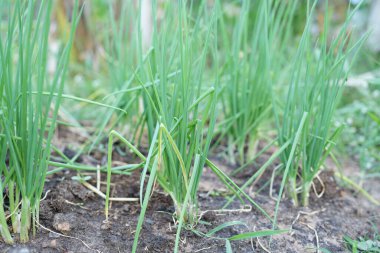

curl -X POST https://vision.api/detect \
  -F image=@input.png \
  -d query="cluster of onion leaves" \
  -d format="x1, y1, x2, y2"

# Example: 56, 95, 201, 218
274, 0, 367, 207
0, 0, 80, 243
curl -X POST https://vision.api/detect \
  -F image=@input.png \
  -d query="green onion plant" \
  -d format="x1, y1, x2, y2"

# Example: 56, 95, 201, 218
137, 0, 219, 225
101, 1, 273, 251
216, 0, 298, 165
90, 0, 143, 149
0, 0, 79, 243
275, 1, 367, 207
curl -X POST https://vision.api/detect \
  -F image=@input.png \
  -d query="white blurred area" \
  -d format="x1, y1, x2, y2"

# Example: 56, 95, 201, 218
350, 0, 380, 52
367, 0, 380, 52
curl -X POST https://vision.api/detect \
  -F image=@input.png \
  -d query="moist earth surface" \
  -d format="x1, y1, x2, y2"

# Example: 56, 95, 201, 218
1, 141, 378, 253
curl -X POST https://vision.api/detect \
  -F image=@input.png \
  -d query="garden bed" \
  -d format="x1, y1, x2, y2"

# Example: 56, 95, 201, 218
1, 135, 378, 253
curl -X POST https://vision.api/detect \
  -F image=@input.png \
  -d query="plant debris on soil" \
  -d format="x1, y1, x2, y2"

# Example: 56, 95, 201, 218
1, 134, 379, 253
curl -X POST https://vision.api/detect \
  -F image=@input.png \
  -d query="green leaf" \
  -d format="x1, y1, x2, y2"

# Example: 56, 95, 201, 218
369, 112, 380, 125
229, 229, 289, 241
206, 221, 247, 236
225, 240, 233, 253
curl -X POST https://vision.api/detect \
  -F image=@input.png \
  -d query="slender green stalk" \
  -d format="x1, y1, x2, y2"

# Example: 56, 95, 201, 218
0, 182, 13, 244
105, 130, 147, 220
8, 180, 18, 233
131, 123, 160, 253
223, 139, 292, 208
19, 198, 30, 243
174, 154, 201, 253
273, 112, 308, 230
335, 172, 380, 206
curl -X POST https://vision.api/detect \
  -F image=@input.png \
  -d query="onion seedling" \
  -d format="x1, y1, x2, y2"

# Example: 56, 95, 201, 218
275, 1, 367, 207
98, 1, 272, 251
0, 0, 79, 243
216, 0, 298, 165
137, 0, 219, 224
90, 0, 144, 150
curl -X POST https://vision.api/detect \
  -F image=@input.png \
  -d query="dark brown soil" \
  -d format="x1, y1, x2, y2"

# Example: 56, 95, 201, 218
0, 140, 379, 253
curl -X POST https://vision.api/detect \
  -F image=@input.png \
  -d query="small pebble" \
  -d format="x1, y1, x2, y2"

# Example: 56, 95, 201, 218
101, 222, 111, 230
50, 239, 58, 248
145, 218, 154, 225
54, 220, 71, 233
122, 204, 130, 212
53, 213, 75, 234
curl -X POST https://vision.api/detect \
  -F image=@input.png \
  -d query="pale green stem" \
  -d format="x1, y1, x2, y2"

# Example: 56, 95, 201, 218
20, 198, 31, 243
0, 193, 13, 244
301, 181, 312, 207
288, 177, 299, 207
8, 180, 18, 233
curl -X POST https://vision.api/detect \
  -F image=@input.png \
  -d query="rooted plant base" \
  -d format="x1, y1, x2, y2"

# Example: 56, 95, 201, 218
0, 154, 378, 253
